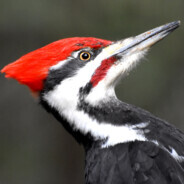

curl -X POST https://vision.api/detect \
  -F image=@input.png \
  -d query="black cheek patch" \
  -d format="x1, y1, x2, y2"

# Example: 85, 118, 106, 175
42, 59, 87, 92
42, 48, 103, 93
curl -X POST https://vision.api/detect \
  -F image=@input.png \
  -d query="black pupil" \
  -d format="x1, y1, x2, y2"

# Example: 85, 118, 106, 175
82, 53, 89, 60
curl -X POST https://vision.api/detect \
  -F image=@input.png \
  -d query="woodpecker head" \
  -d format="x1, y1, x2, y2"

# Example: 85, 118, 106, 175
1, 21, 180, 146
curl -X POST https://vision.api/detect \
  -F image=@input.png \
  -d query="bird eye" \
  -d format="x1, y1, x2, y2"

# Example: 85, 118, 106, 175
79, 52, 91, 61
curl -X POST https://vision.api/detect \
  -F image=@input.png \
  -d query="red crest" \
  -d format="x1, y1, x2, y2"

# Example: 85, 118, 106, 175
1, 37, 112, 92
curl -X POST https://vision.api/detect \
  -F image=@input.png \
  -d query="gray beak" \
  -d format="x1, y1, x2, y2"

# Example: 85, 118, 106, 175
104, 21, 180, 58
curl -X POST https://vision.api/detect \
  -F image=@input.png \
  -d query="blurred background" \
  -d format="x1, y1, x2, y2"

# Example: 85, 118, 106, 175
0, 0, 184, 183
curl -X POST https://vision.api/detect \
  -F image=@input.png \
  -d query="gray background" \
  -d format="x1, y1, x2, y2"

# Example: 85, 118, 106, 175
0, 0, 184, 183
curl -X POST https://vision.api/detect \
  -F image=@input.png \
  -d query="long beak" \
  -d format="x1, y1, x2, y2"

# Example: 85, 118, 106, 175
104, 21, 180, 58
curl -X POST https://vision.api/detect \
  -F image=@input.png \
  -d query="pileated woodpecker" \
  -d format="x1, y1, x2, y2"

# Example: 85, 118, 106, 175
2, 21, 184, 184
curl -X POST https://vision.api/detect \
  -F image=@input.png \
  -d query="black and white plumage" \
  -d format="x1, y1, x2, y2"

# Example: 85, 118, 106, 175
2, 21, 184, 184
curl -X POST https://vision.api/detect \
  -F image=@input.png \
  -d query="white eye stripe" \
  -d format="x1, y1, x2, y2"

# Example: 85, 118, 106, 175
50, 48, 95, 72
72, 50, 81, 58
50, 59, 68, 70
50, 48, 92, 71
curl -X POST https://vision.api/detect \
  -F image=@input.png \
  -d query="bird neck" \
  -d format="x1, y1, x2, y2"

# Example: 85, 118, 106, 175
40, 87, 119, 145
41, 89, 149, 151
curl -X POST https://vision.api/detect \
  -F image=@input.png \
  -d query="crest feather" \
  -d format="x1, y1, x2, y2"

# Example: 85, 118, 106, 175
1, 37, 112, 91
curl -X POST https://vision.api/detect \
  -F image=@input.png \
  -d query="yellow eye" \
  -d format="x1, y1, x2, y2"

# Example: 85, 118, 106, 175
79, 52, 91, 61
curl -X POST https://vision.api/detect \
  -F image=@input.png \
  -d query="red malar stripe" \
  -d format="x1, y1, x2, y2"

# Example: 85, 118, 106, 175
90, 57, 117, 87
